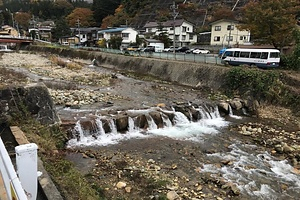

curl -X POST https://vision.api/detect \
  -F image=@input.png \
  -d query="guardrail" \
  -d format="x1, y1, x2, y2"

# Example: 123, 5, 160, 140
0, 137, 38, 200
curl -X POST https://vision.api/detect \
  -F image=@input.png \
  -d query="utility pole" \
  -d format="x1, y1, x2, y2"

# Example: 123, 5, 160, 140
77, 19, 80, 44
170, 1, 178, 53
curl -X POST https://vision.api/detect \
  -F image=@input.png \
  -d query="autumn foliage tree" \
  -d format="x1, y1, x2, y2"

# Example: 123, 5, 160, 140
14, 12, 31, 30
211, 7, 236, 21
66, 8, 95, 27
239, 0, 300, 50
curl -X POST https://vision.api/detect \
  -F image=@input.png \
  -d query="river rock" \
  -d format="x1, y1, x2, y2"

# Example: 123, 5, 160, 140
217, 101, 229, 115
167, 191, 180, 200
116, 181, 126, 189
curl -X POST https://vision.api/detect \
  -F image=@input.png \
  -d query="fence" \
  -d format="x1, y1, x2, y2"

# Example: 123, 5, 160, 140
76, 46, 224, 65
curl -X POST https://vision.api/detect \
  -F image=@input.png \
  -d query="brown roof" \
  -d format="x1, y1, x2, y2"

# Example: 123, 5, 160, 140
144, 19, 189, 28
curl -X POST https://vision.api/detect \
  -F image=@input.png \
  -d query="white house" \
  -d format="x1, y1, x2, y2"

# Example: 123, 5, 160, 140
210, 19, 251, 47
98, 27, 138, 48
144, 19, 197, 47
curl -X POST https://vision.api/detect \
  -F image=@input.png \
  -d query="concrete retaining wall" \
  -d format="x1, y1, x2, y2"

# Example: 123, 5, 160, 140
27, 46, 229, 91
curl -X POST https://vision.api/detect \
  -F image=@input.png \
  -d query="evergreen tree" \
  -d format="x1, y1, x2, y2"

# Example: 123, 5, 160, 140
52, 18, 71, 42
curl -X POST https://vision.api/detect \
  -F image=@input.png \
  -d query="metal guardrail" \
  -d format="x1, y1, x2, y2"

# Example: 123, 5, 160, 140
0, 137, 28, 200
74, 46, 223, 65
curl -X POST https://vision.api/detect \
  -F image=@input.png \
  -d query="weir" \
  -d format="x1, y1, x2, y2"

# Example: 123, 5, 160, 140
67, 103, 230, 146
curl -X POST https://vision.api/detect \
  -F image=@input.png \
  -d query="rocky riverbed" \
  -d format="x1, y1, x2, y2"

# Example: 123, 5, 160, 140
1, 51, 300, 200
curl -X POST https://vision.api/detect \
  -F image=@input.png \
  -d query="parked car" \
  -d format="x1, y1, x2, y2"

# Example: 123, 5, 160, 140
127, 46, 139, 51
175, 46, 190, 53
185, 48, 196, 54
143, 46, 155, 52
163, 46, 173, 52
192, 48, 210, 54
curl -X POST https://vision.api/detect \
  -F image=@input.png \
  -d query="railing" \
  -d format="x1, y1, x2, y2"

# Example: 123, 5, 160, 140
0, 35, 33, 40
78, 46, 223, 65
0, 137, 38, 200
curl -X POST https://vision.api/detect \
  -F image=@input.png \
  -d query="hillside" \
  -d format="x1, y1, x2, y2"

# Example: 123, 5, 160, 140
125, 0, 250, 30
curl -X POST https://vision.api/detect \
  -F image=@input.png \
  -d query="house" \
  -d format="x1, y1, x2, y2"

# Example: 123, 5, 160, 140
210, 19, 251, 47
71, 27, 101, 46
0, 25, 19, 37
143, 19, 197, 47
98, 27, 138, 48
28, 21, 55, 41
58, 36, 79, 46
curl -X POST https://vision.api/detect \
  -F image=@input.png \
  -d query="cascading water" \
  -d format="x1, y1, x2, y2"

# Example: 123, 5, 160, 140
145, 114, 158, 130
109, 118, 117, 134
95, 117, 105, 136
173, 112, 190, 124
162, 114, 172, 127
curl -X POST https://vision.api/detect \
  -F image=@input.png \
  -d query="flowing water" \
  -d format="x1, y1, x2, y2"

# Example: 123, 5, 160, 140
66, 106, 300, 199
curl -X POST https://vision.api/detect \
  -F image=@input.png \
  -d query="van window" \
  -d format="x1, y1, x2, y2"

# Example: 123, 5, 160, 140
234, 51, 240, 57
250, 52, 261, 58
270, 52, 279, 58
261, 52, 268, 59
240, 52, 250, 58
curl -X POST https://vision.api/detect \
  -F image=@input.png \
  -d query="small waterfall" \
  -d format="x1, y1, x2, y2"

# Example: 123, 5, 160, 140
229, 105, 242, 119
95, 117, 105, 135
74, 120, 85, 139
145, 114, 158, 130
197, 106, 211, 119
210, 106, 221, 118
174, 112, 190, 124
162, 114, 172, 127
128, 117, 138, 132
109, 119, 117, 133
229, 104, 233, 115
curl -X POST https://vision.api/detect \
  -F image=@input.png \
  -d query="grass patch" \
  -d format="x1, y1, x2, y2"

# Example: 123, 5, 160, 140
49, 55, 82, 70
9, 113, 101, 199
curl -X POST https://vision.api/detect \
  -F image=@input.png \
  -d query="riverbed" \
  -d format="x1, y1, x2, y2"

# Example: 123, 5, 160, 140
1, 51, 300, 200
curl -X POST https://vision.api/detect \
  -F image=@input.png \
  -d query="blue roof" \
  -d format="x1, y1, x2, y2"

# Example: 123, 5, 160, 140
98, 28, 127, 33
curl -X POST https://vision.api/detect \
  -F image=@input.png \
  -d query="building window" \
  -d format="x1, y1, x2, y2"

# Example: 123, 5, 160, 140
189, 34, 193, 40
175, 35, 179, 40
182, 26, 187, 32
227, 25, 234, 30
214, 36, 220, 41
215, 26, 221, 31
240, 36, 247, 40
182, 35, 186, 40
122, 33, 129, 38
148, 28, 152, 32
226, 36, 233, 41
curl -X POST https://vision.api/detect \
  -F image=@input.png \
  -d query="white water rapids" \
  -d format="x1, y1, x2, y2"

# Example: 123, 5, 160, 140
66, 106, 300, 199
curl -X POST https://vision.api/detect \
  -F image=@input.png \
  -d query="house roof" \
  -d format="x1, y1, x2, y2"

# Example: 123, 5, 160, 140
209, 19, 239, 25
98, 27, 127, 34
144, 19, 191, 28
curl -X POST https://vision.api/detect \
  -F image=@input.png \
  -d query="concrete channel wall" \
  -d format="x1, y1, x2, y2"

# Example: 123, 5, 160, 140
27, 46, 229, 92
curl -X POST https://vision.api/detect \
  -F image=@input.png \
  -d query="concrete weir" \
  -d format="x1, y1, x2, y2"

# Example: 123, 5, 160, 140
26, 46, 229, 91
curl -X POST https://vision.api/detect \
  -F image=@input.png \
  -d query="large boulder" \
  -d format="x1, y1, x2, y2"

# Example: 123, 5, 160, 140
0, 83, 60, 125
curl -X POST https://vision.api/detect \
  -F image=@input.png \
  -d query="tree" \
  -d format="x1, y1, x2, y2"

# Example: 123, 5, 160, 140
153, 32, 172, 48
109, 36, 122, 49
92, 0, 121, 26
14, 12, 31, 30
66, 8, 95, 27
211, 7, 236, 21
52, 18, 71, 42
239, 0, 300, 50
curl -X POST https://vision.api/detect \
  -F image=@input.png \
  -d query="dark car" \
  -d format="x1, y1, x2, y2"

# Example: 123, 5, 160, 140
143, 46, 155, 52
175, 46, 190, 53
